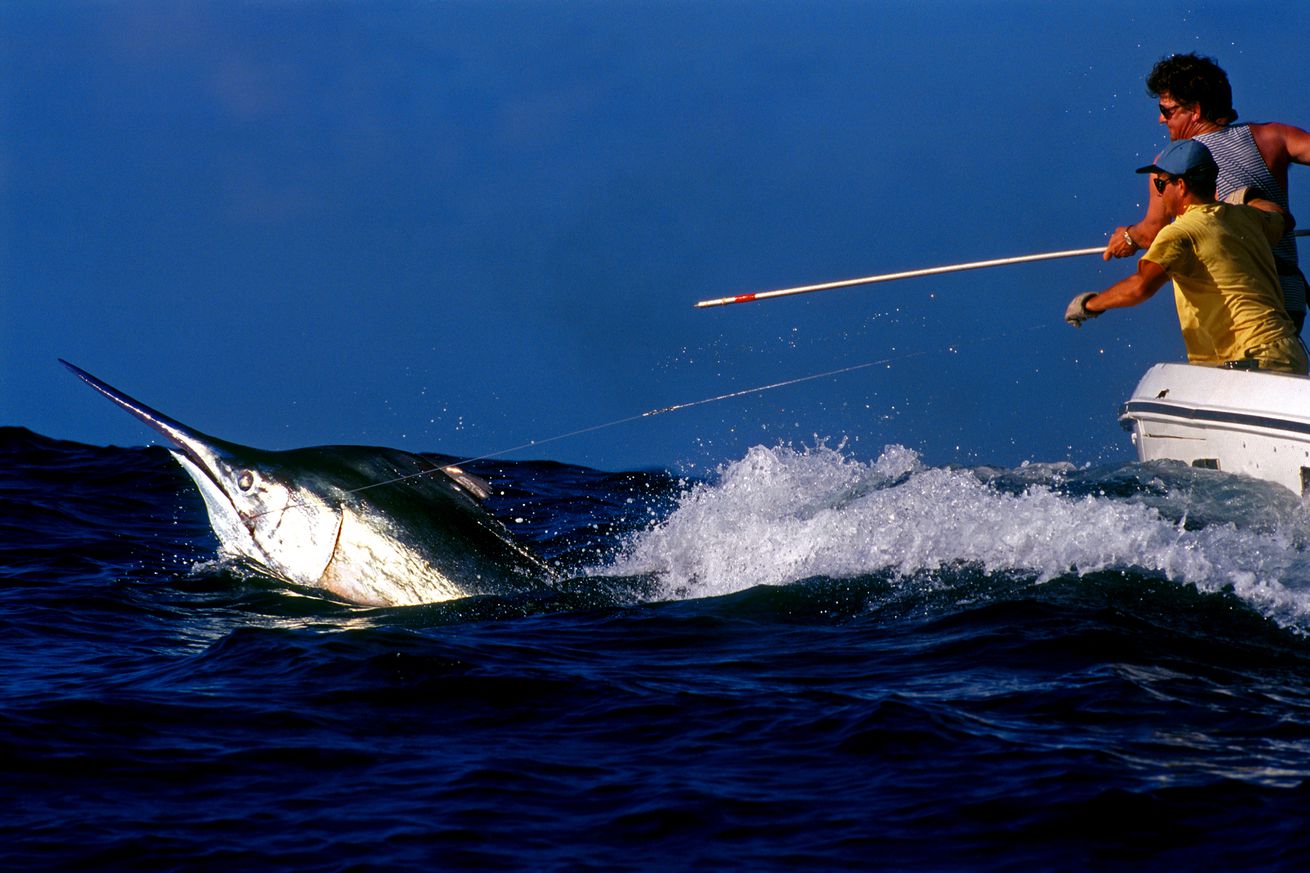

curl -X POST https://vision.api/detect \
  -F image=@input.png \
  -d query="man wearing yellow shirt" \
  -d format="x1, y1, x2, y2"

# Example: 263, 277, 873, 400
1066, 138, 1307, 374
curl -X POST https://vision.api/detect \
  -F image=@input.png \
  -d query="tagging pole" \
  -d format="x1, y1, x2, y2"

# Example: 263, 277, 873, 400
695, 230, 1310, 309
695, 247, 1105, 308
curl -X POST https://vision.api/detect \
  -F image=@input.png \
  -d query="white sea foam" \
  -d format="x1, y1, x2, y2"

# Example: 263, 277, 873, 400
603, 443, 1310, 628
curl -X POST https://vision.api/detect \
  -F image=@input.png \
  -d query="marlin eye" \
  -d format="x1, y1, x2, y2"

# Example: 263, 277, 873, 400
237, 471, 255, 491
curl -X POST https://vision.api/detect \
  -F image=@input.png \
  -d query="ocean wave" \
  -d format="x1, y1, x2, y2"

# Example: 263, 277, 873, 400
605, 443, 1310, 630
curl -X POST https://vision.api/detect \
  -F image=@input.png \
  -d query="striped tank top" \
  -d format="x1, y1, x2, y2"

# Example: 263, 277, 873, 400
1194, 124, 1307, 318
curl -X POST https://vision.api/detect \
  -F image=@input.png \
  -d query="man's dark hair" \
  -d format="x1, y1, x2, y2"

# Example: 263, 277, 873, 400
1180, 171, 1218, 200
1147, 53, 1238, 123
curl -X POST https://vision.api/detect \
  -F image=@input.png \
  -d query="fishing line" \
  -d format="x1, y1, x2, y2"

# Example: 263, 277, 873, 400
331, 322, 1056, 501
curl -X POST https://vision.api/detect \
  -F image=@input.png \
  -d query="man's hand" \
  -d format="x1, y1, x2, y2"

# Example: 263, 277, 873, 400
1103, 227, 1139, 261
1065, 292, 1100, 327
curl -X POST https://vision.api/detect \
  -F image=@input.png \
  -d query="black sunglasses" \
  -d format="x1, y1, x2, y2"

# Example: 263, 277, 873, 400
1159, 102, 1184, 120
1153, 176, 1174, 194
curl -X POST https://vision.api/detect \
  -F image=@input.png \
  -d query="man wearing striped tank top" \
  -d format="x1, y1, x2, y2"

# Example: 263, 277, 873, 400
1103, 53, 1310, 333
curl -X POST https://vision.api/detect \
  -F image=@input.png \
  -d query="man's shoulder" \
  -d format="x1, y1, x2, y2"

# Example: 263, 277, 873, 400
1202, 203, 1285, 246
1143, 216, 1194, 263
1189, 202, 1281, 235
1250, 121, 1300, 133
1251, 121, 1310, 150
1168, 205, 1217, 232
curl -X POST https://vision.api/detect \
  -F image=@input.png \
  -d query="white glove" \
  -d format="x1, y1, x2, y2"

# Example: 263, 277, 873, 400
1223, 186, 1257, 205
1065, 292, 1100, 327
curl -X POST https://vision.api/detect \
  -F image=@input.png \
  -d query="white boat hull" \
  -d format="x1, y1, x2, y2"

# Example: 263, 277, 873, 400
1119, 363, 1310, 496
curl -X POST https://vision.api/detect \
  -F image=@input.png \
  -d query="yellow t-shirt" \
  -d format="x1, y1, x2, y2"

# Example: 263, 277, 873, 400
1142, 202, 1294, 365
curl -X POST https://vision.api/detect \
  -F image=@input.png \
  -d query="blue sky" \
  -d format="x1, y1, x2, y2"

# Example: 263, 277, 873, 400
5, 1, 1310, 472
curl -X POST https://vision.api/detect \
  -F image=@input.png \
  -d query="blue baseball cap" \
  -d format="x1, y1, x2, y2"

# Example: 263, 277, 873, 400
1135, 138, 1218, 179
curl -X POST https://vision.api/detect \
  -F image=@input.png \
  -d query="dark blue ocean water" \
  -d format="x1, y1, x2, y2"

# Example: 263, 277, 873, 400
5, 425, 1310, 871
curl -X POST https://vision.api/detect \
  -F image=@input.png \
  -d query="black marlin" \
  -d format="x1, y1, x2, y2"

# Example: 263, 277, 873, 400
61, 360, 555, 606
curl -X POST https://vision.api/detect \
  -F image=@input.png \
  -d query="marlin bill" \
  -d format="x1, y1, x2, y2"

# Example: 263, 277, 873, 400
60, 360, 555, 607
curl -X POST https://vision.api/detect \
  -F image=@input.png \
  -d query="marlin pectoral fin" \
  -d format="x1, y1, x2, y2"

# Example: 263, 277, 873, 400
441, 465, 492, 501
